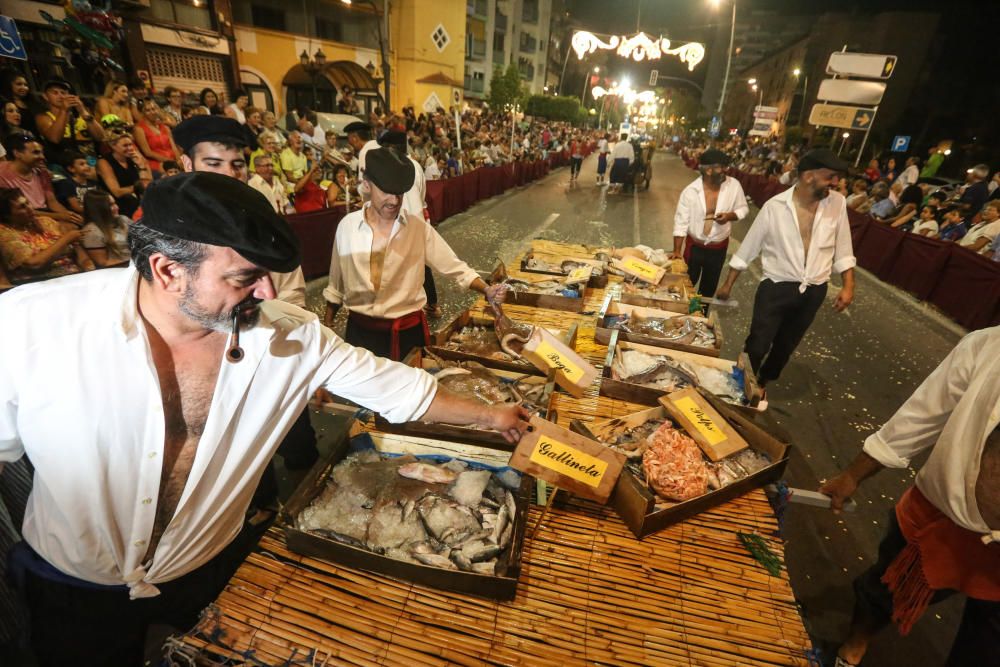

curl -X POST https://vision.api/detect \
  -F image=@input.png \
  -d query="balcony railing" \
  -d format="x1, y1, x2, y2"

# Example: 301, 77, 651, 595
464, 77, 485, 93
468, 38, 487, 59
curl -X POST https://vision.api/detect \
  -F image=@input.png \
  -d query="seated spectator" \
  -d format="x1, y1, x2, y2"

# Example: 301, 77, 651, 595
247, 154, 291, 214
0, 188, 94, 283
199, 87, 224, 116
863, 159, 881, 183
249, 130, 288, 183
132, 99, 181, 173
425, 157, 442, 181
292, 162, 326, 214
895, 156, 920, 188
326, 164, 358, 210
224, 89, 249, 124
846, 179, 869, 210
989, 234, 1000, 262
882, 157, 898, 182
1, 70, 38, 138
958, 201, 1000, 253
243, 106, 264, 149
161, 86, 184, 127
128, 77, 150, 117
869, 182, 895, 219
94, 81, 135, 127
0, 134, 81, 225
261, 110, 287, 148
80, 190, 131, 266
926, 190, 948, 216
0, 101, 24, 159
910, 206, 939, 236
53, 151, 99, 215
96, 132, 152, 219
161, 160, 181, 177
958, 164, 990, 220
280, 130, 308, 183
934, 208, 968, 242
34, 79, 105, 163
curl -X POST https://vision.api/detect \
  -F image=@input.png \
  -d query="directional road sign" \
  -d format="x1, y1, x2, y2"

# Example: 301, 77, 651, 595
817, 79, 886, 106
0, 16, 27, 61
809, 103, 876, 130
891, 136, 911, 152
827, 52, 897, 79
753, 105, 779, 120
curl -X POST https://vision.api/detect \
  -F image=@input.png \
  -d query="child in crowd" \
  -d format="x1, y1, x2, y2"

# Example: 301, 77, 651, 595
910, 206, 939, 236
934, 208, 967, 241
53, 152, 99, 215
161, 160, 181, 177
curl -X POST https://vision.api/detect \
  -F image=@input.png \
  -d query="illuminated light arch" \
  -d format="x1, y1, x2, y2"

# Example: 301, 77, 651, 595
571, 31, 705, 71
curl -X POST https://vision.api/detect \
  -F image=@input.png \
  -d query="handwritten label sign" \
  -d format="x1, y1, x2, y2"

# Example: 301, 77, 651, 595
613, 256, 666, 285
564, 266, 591, 285
509, 416, 625, 503
659, 388, 748, 461
522, 329, 597, 398
673, 396, 726, 446
534, 339, 585, 384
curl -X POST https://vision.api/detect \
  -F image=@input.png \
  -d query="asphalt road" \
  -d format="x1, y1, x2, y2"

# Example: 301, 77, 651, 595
303, 151, 968, 666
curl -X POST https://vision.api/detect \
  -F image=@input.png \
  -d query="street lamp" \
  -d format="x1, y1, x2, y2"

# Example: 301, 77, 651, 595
340, 0, 391, 111
792, 67, 808, 126
581, 65, 599, 104
839, 131, 851, 156
710, 0, 737, 120
300, 48, 327, 109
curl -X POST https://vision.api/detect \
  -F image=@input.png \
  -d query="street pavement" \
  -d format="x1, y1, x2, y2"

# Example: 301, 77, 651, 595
303, 151, 967, 666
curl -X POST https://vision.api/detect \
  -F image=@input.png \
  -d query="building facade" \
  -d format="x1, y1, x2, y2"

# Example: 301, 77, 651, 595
463, 0, 552, 102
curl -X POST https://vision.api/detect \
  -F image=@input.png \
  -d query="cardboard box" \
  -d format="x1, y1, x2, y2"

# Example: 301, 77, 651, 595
520, 327, 599, 398
571, 393, 789, 538
610, 256, 666, 285
659, 388, 748, 461
595, 295, 723, 357
599, 330, 761, 408
281, 428, 531, 599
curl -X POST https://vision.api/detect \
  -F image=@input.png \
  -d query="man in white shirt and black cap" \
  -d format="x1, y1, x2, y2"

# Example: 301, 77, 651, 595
0, 173, 528, 666
322, 147, 497, 360
344, 120, 379, 185
671, 148, 749, 298
716, 148, 856, 403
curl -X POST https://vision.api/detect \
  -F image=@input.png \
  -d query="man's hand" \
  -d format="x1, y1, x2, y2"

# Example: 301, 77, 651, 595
313, 387, 335, 404
715, 285, 732, 301
322, 302, 339, 328
819, 472, 859, 513
484, 283, 508, 305
486, 404, 531, 443
714, 211, 737, 223
833, 286, 854, 312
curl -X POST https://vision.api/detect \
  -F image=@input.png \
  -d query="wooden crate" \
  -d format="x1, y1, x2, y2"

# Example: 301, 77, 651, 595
490, 262, 590, 312
595, 295, 723, 357
618, 272, 694, 314
520, 252, 609, 289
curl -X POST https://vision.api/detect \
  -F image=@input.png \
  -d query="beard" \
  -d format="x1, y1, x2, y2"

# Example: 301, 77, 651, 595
709, 172, 725, 185
179, 284, 261, 333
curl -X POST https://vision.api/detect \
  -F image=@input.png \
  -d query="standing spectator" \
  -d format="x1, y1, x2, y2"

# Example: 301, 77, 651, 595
596, 133, 610, 185
895, 156, 920, 189
958, 201, 1000, 253
94, 81, 135, 127
0, 70, 38, 138
910, 206, 940, 236
225, 89, 249, 124
863, 158, 881, 183
198, 88, 224, 115
161, 86, 185, 126
292, 162, 326, 213
958, 164, 990, 220
80, 190, 131, 266
424, 157, 442, 180
882, 157, 898, 182
96, 132, 152, 219
919, 146, 945, 179
569, 135, 584, 181
280, 130, 308, 183
34, 79, 106, 163
338, 86, 361, 114
132, 99, 181, 173
247, 154, 291, 214
53, 151, 99, 215
0, 134, 81, 225
934, 209, 968, 242
0, 188, 93, 283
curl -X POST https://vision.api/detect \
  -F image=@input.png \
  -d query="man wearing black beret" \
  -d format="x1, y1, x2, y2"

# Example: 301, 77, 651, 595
0, 172, 528, 666
716, 148, 856, 408
173, 114, 249, 178
322, 147, 501, 360
671, 148, 748, 299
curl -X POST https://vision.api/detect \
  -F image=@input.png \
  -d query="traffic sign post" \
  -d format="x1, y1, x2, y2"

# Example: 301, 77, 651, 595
891, 136, 911, 152
808, 103, 875, 130
708, 115, 721, 138
649, 70, 659, 86
0, 16, 27, 61
817, 79, 886, 106
827, 52, 897, 79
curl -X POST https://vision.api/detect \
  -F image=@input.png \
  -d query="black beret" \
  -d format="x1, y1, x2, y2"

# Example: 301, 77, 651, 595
364, 147, 415, 195
343, 121, 371, 134
798, 148, 849, 174
42, 78, 73, 93
699, 149, 730, 166
141, 172, 301, 272
378, 130, 407, 147
173, 115, 248, 153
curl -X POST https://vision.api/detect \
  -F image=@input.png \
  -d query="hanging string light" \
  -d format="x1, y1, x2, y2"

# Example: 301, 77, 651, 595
571, 31, 705, 70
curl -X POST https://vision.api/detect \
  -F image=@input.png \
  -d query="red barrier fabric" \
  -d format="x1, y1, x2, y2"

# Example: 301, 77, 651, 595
853, 222, 906, 280
285, 208, 344, 279
927, 247, 1000, 330
425, 179, 445, 223
883, 233, 954, 300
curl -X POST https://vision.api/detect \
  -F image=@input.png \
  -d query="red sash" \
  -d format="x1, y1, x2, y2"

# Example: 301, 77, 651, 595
683, 234, 730, 264
348, 310, 430, 361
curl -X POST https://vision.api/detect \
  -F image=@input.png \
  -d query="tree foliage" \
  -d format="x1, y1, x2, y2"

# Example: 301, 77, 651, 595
523, 95, 583, 123
487, 64, 526, 111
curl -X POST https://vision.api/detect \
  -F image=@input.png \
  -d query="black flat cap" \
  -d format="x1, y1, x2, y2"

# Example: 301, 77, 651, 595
699, 149, 730, 166
42, 78, 73, 93
378, 130, 407, 147
364, 147, 415, 195
343, 121, 371, 134
798, 148, 849, 174
173, 116, 248, 153
141, 172, 301, 272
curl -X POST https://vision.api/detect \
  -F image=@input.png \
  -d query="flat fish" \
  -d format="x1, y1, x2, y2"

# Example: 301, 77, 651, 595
398, 462, 458, 484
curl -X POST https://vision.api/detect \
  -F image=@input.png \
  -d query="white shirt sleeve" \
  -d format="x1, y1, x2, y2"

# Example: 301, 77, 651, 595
424, 222, 481, 289
271, 267, 306, 308
831, 206, 858, 275
0, 299, 22, 461
322, 226, 346, 305
731, 179, 750, 221
729, 204, 771, 271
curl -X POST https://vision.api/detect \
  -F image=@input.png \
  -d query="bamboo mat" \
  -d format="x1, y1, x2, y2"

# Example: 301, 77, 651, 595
177, 245, 810, 666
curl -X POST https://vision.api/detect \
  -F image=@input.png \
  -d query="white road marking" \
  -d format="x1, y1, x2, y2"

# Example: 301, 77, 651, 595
632, 187, 641, 245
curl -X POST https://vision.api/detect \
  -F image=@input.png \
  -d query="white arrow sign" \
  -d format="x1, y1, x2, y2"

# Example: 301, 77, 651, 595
817, 79, 886, 106
827, 52, 897, 79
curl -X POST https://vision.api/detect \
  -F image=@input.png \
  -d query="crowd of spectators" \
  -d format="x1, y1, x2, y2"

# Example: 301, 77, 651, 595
685, 137, 1000, 263
0, 67, 595, 287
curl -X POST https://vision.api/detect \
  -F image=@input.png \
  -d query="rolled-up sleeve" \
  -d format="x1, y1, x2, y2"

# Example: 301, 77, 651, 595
321, 227, 346, 305
863, 330, 984, 468
831, 208, 857, 274
425, 224, 480, 289
673, 187, 693, 238
729, 205, 770, 271
730, 180, 750, 220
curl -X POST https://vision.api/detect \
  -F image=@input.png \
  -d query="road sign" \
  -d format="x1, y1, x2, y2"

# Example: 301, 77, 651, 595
817, 79, 886, 105
753, 105, 779, 120
0, 16, 27, 61
649, 70, 659, 86
891, 135, 911, 152
827, 52, 897, 79
809, 103, 876, 130
708, 115, 721, 138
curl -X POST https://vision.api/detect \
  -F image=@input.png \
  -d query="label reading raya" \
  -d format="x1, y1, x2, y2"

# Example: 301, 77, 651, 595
622, 256, 659, 280
534, 339, 585, 383
673, 396, 726, 445
529, 435, 608, 488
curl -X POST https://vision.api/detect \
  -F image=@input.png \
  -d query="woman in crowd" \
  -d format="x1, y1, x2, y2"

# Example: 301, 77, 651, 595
94, 81, 135, 126
0, 101, 23, 160
326, 164, 357, 211
261, 110, 287, 148
225, 89, 250, 124
882, 156, 898, 182
80, 190, 131, 267
199, 88, 224, 115
96, 132, 151, 219
244, 106, 264, 146
132, 99, 180, 174
0, 70, 38, 137
249, 130, 288, 186
846, 179, 870, 210
0, 188, 93, 283
161, 86, 184, 126
292, 162, 326, 213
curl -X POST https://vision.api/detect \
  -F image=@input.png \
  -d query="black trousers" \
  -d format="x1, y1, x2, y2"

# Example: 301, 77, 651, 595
14, 532, 256, 667
853, 509, 1000, 666
743, 279, 827, 385
687, 244, 727, 298
570, 156, 583, 177
423, 266, 438, 306
345, 315, 427, 361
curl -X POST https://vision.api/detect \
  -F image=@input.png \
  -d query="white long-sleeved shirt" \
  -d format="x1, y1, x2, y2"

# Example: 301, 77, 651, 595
322, 203, 480, 319
895, 164, 920, 189
0, 267, 437, 597
247, 174, 291, 214
729, 187, 857, 292
610, 141, 634, 163
402, 155, 426, 220
673, 175, 749, 244
863, 327, 1000, 540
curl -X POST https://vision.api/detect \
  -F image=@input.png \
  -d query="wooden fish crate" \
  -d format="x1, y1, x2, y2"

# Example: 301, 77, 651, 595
489, 262, 591, 312
595, 294, 723, 357
519, 252, 609, 289
374, 347, 556, 450
599, 330, 761, 408
427, 306, 579, 376
572, 393, 789, 538
617, 272, 695, 314
279, 428, 532, 600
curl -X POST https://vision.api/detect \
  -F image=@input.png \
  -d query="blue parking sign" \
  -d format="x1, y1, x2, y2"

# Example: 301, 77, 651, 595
709, 116, 721, 138
891, 135, 911, 153
0, 16, 27, 61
